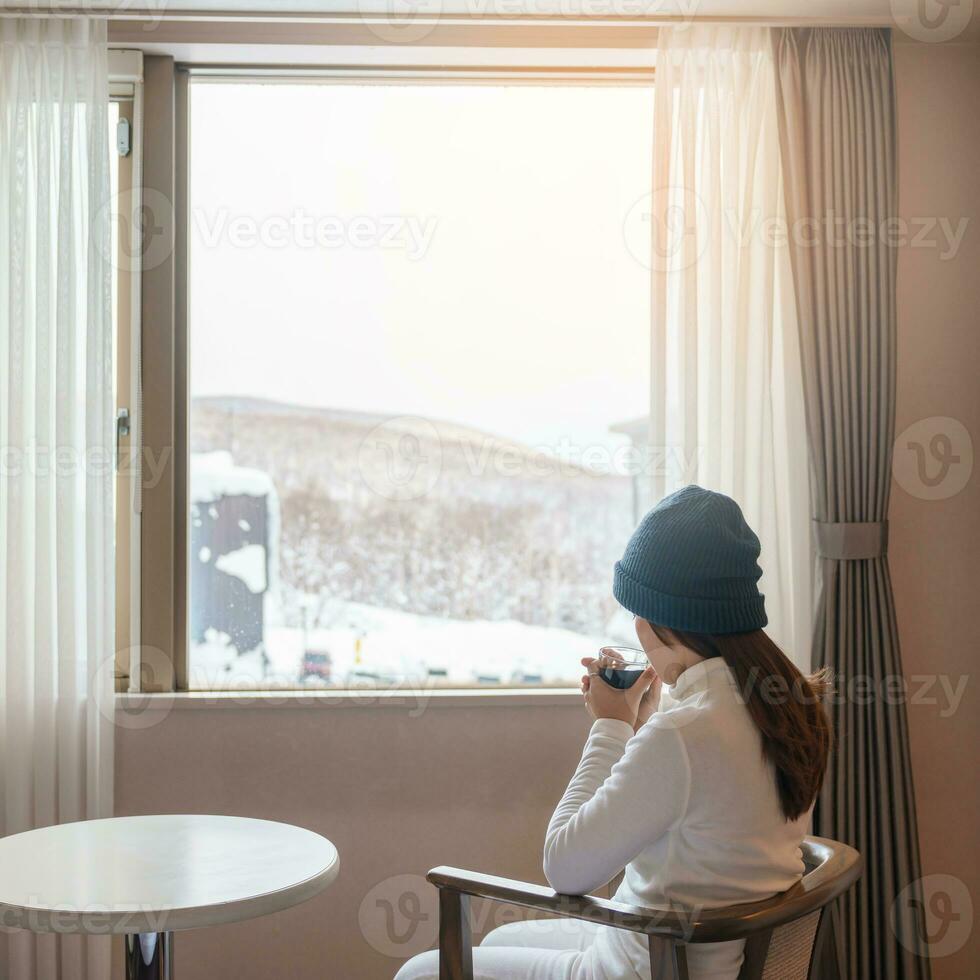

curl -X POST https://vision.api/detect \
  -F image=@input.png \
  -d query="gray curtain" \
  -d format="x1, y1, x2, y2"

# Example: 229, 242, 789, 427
771, 28, 931, 980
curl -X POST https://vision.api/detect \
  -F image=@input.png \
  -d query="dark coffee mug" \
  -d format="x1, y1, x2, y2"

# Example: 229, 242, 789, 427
598, 665, 647, 689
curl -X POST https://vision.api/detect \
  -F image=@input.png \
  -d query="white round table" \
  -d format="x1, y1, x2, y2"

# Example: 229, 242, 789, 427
0, 814, 340, 979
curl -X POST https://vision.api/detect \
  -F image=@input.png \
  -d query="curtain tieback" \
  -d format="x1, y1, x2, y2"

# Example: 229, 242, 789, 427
814, 520, 888, 560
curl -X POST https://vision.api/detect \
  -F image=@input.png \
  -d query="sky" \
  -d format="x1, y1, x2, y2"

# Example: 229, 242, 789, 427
188, 81, 652, 455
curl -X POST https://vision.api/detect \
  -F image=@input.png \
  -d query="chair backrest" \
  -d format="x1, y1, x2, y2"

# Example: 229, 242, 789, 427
679, 837, 861, 980
757, 909, 821, 980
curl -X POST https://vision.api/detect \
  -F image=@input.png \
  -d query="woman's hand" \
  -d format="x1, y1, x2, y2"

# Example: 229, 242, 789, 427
580, 653, 659, 729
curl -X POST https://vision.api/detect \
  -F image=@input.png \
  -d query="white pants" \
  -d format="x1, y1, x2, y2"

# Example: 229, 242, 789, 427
393, 918, 603, 980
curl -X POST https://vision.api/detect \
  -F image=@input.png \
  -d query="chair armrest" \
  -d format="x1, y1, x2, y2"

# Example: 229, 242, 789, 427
426, 867, 694, 940
428, 836, 863, 945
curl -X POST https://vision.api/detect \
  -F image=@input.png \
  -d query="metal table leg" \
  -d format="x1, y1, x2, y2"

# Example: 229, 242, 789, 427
125, 932, 173, 980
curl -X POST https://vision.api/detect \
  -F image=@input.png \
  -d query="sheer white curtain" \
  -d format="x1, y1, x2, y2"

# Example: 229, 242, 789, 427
650, 25, 812, 665
0, 17, 113, 980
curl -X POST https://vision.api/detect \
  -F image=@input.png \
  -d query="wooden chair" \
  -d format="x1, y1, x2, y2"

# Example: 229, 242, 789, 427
427, 835, 861, 980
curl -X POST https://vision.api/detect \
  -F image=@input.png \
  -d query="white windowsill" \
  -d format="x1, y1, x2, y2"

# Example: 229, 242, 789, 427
115, 687, 583, 711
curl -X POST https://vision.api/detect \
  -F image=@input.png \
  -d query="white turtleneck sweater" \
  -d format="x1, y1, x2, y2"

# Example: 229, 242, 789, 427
544, 657, 810, 980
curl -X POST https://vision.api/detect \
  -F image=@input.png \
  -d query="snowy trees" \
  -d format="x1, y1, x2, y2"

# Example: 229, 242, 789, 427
193, 397, 633, 642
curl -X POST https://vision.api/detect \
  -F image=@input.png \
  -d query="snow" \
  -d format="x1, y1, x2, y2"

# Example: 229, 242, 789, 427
192, 630, 269, 689
188, 600, 616, 690
191, 451, 276, 503
186, 443, 638, 692
215, 543, 267, 594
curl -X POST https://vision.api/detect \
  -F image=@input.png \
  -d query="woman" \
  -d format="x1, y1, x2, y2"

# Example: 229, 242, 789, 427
396, 485, 831, 980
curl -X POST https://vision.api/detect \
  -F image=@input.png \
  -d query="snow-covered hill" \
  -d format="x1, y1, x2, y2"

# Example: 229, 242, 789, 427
190, 396, 637, 688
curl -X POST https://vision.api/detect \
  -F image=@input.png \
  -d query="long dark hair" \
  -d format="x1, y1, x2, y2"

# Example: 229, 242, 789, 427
651, 625, 833, 822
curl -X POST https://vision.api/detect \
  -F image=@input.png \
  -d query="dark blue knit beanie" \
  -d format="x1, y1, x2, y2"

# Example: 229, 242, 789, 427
613, 485, 767, 634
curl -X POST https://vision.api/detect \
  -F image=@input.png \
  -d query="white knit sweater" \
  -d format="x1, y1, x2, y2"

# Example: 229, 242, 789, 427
544, 657, 810, 980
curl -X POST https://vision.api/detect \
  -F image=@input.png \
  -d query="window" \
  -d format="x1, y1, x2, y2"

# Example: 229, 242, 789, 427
185, 78, 652, 690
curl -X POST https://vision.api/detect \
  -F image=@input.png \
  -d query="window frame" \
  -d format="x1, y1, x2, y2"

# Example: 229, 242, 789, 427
135, 60, 655, 695
108, 49, 145, 692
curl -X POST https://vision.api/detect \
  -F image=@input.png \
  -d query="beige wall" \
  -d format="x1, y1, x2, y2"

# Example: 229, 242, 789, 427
114, 37, 980, 980
114, 698, 591, 979
891, 40, 980, 980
